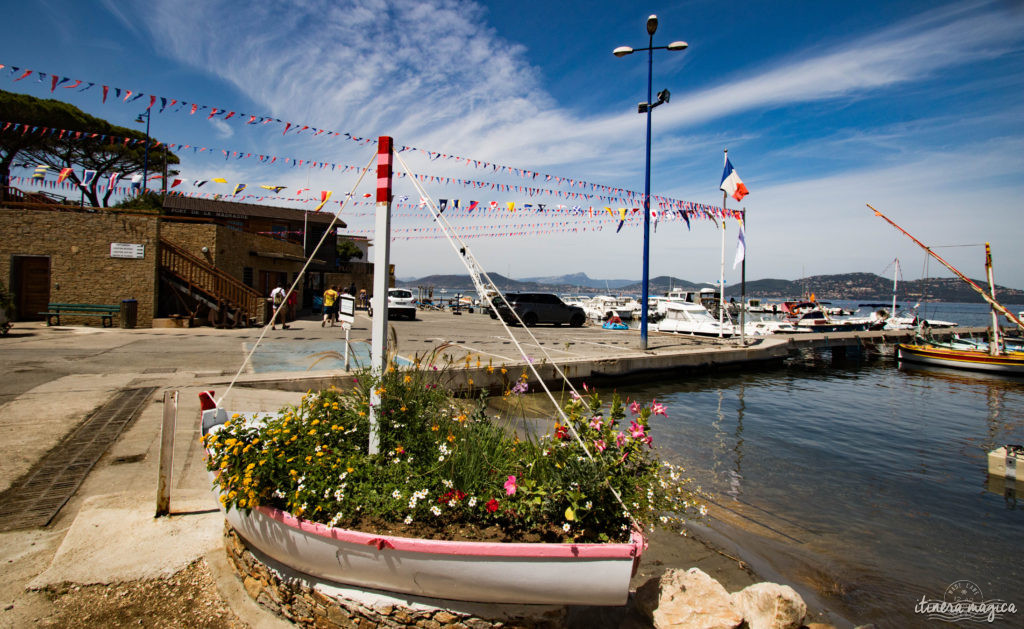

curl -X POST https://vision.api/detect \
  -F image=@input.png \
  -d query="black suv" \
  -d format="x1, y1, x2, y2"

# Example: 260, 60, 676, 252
490, 293, 586, 327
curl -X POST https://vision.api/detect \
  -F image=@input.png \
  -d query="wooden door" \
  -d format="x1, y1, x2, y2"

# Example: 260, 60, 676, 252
12, 256, 50, 321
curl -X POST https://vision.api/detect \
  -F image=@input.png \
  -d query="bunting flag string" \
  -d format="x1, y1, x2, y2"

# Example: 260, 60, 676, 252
1, 61, 691, 204
9, 173, 736, 235
3, 117, 728, 215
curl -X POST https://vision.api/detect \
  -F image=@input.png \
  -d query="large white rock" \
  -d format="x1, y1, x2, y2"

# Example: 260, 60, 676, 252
730, 582, 807, 629
635, 568, 743, 629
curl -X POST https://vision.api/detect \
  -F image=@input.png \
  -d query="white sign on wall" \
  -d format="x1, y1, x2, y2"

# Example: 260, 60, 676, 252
110, 243, 145, 259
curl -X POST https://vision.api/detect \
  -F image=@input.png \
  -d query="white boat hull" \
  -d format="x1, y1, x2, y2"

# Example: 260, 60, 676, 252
221, 503, 641, 606
203, 408, 643, 606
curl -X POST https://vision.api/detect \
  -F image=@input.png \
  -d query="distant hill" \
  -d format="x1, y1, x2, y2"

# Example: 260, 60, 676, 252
396, 271, 1024, 303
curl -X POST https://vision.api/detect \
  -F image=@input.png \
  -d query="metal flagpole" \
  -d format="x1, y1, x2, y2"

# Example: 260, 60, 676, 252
740, 208, 746, 345
719, 189, 727, 337
369, 136, 393, 455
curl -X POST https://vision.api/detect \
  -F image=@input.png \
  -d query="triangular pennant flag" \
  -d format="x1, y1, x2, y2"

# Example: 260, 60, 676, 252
57, 167, 72, 183
232, 183, 246, 195
313, 190, 332, 212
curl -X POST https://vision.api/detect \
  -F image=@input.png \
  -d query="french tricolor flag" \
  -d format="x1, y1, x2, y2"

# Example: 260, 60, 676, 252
720, 154, 749, 202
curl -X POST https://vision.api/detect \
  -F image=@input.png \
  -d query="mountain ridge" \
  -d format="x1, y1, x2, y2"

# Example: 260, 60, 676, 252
395, 272, 1024, 303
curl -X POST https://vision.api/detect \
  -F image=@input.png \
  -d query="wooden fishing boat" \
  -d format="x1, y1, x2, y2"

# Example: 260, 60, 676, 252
869, 205, 1024, 376
201, 401, 644, 606
896, 343, 1024, 375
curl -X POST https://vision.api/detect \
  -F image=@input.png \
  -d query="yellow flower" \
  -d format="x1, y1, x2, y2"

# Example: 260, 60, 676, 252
501, 367, 508, 374
447, 434, 455, 442
400, 406, 407, 412
347, 467, 354, 473
431, 424, 439, 431
404, 375, 412, 384
312, 419, 320, 426
468, 378, 474, 386
487, 366, 494, 374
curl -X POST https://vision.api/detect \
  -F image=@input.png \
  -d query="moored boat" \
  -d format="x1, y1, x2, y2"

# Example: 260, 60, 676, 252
896, 343, 1024, 375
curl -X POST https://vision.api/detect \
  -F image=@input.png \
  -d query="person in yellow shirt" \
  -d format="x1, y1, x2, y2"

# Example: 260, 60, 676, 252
322, 286, 339, 327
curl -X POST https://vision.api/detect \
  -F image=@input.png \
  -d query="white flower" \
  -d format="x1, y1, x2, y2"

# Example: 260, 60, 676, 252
442, 479, 453, 488
699, 505, 708, 516
468, 497, 477, 507
391, 489, 402, 499
404, 515, 413, 524
562, 523, 571, 532
430, 506, 441, 516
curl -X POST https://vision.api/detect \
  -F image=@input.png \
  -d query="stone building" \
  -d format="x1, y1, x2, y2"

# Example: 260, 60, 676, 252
0, 190, 386, 328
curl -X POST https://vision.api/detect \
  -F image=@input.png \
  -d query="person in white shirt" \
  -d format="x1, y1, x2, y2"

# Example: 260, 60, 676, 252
270, 284, 289, 330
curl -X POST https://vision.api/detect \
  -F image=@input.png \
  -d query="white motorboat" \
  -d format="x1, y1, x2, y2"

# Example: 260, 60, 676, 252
656, 301, 737, 337
743, 318, 814, 336
585, 295, 635, 321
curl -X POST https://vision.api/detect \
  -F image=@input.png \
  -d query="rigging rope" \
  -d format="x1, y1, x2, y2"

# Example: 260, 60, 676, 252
214, 150, 378, 407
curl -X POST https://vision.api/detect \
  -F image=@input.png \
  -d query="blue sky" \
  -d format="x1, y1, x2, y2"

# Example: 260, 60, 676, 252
3, 0, 1023, 289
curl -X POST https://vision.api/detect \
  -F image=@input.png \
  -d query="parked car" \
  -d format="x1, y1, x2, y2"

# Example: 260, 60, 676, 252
368, 288, 417, 320
490, 292, 586, 327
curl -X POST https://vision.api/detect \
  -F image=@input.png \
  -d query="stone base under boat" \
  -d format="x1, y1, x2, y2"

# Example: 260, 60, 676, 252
223, 524, 569, 628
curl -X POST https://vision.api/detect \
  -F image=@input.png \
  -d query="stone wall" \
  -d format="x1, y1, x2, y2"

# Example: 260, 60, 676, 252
223, 525, 565, 628
0, 207, 159, 326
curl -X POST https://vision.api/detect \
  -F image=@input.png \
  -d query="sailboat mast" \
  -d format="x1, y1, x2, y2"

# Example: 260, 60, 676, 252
867, 204, 1024, 332
986, 243, 1000, 355
891, 258, 898, 317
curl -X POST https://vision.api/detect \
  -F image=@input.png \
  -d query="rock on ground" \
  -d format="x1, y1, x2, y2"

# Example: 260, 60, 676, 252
730, 582, 807, 629
634, 567, 743, 629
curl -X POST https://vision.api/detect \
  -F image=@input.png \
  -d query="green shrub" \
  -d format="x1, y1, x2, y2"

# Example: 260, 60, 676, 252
205, 360, 704, 543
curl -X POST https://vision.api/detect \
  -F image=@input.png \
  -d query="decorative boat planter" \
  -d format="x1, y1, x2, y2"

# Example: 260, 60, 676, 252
202, 405, 645, 606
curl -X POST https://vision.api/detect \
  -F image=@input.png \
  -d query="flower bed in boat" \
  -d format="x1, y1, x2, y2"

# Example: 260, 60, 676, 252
204, 361, 702, 547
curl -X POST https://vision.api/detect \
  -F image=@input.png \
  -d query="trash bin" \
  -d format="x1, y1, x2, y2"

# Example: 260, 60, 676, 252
120, 299, 138, 329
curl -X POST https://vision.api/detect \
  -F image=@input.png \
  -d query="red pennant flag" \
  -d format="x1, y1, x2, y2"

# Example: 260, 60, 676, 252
102, 85, 109, 103
14, 69, 32, 81
123, 90, 133, 101
190, 104, 198, 115
172, 179, 182, 188
207, 108, 219, 119
50, 75, 58, 92
147, 95, 156, 110
63, 79, 81, 89
283, 122, 292, 135
224, 111, 235, 120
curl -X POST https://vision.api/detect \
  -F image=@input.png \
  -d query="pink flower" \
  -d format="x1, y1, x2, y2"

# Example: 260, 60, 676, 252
615, 432, 626, 448
650, 399, 667, 416
588, 416, 603, 430
570, 390, 581, 401
504, 475, 517, 496
628, 421, 645, 439
629, 400, 642, 415
582, 382, 589, 392
594, 439, 606, 453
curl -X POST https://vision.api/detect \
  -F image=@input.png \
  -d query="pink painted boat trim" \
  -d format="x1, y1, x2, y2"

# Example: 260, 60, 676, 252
260, 505, 646, 560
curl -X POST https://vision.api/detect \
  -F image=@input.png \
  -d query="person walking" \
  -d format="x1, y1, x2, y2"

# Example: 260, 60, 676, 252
270, 284, 289, 330
322, 285, 339, 327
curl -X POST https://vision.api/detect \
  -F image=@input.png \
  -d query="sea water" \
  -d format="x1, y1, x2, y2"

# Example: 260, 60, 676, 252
623, 301, 1024, 628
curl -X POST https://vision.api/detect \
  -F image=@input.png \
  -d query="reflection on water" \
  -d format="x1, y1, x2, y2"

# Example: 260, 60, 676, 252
624, 358, 1024, 628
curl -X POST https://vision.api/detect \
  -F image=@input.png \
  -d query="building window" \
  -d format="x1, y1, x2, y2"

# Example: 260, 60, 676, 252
243, 267, 253, 287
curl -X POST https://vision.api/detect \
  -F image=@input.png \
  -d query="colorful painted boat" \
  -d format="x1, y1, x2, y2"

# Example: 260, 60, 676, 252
896, 343, 1024, 375
201, 403, 644, 606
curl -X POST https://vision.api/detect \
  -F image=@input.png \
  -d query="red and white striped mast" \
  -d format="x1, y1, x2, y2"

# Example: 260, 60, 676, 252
368, 136, 393, 454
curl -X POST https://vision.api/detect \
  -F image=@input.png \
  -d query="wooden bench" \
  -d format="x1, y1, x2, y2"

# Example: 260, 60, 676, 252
40, 302, 119, 327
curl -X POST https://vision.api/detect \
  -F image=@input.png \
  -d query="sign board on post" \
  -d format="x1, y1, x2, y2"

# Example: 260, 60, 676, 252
110, 243, 145, 259
339, 295, 355, 324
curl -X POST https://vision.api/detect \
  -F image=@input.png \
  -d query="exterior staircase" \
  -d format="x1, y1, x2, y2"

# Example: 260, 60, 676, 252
159, 239, 264, 327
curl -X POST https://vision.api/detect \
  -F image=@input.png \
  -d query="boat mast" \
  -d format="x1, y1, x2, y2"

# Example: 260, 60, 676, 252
985, 243, 1001, 355
891, 258, 898, 317
867, 204, 1024, 332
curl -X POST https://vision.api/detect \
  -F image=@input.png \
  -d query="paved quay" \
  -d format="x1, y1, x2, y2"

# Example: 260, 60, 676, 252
0, 309, 930, 626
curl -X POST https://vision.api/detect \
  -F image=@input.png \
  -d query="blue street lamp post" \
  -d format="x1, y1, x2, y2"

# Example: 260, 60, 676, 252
134, 110, 151, 194
614, 15, 687, 350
